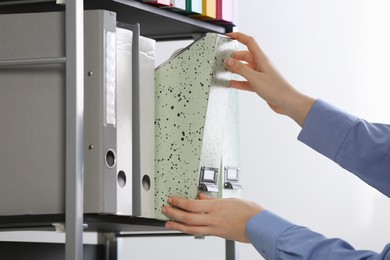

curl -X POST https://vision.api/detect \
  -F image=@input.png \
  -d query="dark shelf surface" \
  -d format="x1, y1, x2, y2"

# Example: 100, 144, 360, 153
0, 0, 233, 40
0, 214, 167, 233
0, 242, 105, 260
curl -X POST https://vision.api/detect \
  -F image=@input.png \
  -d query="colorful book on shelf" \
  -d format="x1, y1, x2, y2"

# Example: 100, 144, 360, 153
191, 0, 217, 20
143, 0, 238, 26
167, 0, 202, 14
141, 0, 171, 6
187, 0, 203, 14
215, 0, 235, 24
170, 0, 186, 11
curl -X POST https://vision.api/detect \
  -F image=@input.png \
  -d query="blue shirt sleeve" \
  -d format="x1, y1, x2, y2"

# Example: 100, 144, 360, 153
247, 99, 390, 259
298, 99, 390, 197
247, 211, 390, 260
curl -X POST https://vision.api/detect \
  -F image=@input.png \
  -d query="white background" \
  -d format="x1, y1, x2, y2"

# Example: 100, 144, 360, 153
1, 1, 390, 259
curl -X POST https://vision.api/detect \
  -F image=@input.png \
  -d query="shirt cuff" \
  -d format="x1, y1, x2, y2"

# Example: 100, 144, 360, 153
246, 210, 294, 260
298, 99, 358, 161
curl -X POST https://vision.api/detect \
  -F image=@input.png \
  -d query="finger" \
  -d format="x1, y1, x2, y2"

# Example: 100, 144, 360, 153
165, 221, 211, 237
233, 50, 254, 65
198, 193, 213, 200
168, 196, 213, 213
226, 32, 266, 64
162, 206, 209, 226
225, 58, 259, 83
230, 80, 253, 92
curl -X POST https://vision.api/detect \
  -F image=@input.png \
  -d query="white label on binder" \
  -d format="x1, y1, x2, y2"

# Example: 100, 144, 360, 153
105, 30, 117, 126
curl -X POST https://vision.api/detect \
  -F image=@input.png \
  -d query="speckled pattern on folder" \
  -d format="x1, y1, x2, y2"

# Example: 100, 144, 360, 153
154, 33, 237, 220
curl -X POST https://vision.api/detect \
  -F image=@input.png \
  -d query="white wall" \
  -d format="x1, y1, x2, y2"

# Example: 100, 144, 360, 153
126, 1, 390, 259
237, 0, 390, 259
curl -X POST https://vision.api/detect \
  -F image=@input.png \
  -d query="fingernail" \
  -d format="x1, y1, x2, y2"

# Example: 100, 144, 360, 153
165, 222, 172, 230
167, 197, 172, 204
225, 57, 235, 67
161, 206, 167, 214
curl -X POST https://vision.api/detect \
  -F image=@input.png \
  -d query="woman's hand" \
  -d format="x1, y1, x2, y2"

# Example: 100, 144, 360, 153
161, 193, 264, 243
226, 32, 316, 127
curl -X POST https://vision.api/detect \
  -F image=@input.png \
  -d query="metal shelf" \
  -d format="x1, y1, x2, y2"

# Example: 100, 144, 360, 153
0, 214, 166, 233
0, 242, 105, 260
0, 1, 236, 259
0, 0, 233, 40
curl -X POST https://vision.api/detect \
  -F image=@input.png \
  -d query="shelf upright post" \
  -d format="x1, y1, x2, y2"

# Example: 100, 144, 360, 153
65, 0, 84, 260
226, 240, 239, 260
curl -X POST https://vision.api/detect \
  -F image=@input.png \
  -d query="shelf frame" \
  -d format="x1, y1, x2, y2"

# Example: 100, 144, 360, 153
0, 1, 237, 259
0, 0, 233, 40
64, 0, 84, 260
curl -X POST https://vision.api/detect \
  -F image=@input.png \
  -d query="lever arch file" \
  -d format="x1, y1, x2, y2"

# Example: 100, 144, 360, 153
116, 27, 135, 215
154, 33, 237, 220
83, 10, 119, 215
136, 34, 157, 218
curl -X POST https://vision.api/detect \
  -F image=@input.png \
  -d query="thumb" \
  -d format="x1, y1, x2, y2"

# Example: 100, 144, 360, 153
225, 57, 257, 83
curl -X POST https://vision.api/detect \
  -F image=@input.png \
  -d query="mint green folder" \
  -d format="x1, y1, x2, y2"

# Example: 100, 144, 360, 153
154, 33, 236, 219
